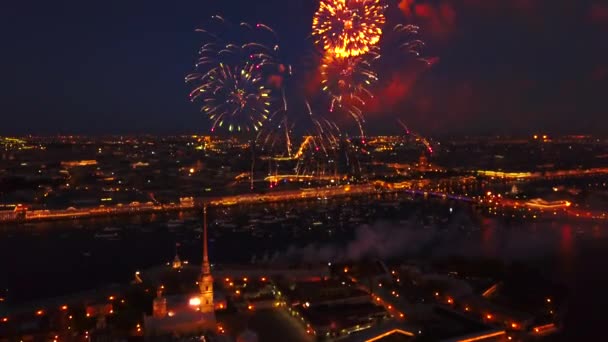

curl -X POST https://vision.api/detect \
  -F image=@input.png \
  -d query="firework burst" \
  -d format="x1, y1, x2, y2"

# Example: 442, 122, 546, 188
186, 62, 272, 133
320, 52, 378, 106
319, 49, 379, 135
312, 0, 387, 58
186, 16, 284, 132
315, 16, 431, 136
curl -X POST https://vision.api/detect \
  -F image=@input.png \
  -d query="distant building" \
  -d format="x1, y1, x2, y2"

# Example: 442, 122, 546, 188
60, 160, 98, 168
152, 288, 167, 318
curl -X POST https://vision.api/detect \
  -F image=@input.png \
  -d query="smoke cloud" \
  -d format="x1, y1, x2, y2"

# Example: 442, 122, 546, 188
282, 217, 594, 265
284, 219, 443, 263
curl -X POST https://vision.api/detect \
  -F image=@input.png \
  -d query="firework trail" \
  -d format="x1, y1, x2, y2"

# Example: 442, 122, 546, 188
391, 23, 434, 65
255, 112, 294, 159
397, 119, 433, 154
294, 117, 343, 176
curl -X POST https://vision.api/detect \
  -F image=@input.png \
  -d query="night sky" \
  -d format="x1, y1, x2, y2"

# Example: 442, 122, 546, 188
1, 0, 607, 136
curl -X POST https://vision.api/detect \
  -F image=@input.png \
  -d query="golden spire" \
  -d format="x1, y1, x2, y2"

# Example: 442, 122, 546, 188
198, 204, 215, 316
202, 204, 211, 275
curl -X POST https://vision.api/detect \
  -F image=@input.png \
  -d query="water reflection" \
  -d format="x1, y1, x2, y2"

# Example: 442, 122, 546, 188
0, 200, 605, 305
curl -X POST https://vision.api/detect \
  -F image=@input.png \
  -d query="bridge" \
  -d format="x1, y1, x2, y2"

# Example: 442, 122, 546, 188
4, 177, 607, 224
263, 174, 339, 183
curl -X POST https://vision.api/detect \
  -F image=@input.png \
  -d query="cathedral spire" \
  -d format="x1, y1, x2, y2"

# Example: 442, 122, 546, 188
202, 204, 211, 275
198, 204, 215, 315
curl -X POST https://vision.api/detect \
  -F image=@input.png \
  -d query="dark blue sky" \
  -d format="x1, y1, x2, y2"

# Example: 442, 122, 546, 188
1, 0, 606, 136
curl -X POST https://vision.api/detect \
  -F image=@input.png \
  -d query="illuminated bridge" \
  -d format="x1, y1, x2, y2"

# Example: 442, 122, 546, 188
263, 174, 340, 183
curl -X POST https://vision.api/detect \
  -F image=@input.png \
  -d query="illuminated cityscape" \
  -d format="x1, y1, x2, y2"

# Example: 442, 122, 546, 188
2, 0, 608, 341
1, 133, 607, 341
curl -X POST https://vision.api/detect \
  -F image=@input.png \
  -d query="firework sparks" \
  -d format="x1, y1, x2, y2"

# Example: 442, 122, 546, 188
256, 112, 293, 157
313, 3, 430, 137
398, 119, 433, 154
312, 0, 387, 58
187, 17, 284, 133
294, 118, 342, 176
391, 23, 430, 62
187, 62, 272, 132
320, 51, 378, 111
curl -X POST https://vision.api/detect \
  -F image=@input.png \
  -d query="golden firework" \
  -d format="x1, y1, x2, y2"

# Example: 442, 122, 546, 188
312, 0, 386, 58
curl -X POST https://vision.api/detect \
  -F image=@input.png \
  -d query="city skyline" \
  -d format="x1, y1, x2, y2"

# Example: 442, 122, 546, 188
0, 132, 599, 340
